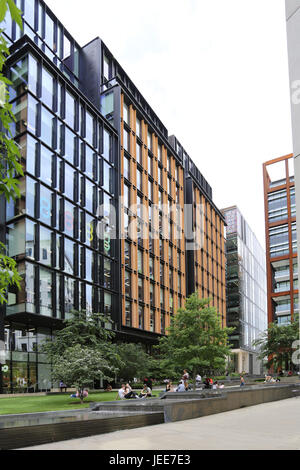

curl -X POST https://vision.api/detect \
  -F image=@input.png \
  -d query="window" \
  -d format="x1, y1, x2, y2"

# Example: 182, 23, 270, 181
123, 102, 129, 126
64, 200, 75, 237
103, 55, 110, 81
150, 283, 155, 304
45, 13, 54, 50
136, 117, 141, 138
149, 256, 154, 280
40, 267, 52, 317
85, 111, 94, 146
24, 0, 35, 27
103, 160, 112, 193
104, 259, 111, 288
104, 292, 112, 314
103, 129, 111, 161
65, 90, 75, 128
41, 106, 54, 147
148, 154, 153, 176
124, 156, 130, 180
125, 301, 131, 327
136, 142, 142, 165
138, 249, 143, 274
138, 277, 143, 301
124, 241, 131, 267
124, 184, 130, 209
64, 127, 76, 165
150, 309, 155, 332
125, 270, 131, 297
85, 145, 95, 180
40, 185, 53, 226
64, 238, 75, 275
42, 67, 54, 109
40, 144, 53, 186
123, 128, 130, 152
158, 144, 162, 163
268, 189, 288, 223
269, 225, 289, 258
147, 131, 152, 150
138, 306, 144, 330
40, 226, 52, 267
64, 163, 75, 200
137, 169, 143, 192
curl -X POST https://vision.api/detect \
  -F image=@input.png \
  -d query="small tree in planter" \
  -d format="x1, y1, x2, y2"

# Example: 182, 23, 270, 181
51, 345, 115, 404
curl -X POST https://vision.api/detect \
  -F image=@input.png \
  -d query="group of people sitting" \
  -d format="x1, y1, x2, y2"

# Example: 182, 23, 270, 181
203, 378, 224, 389
164, 371, 225, 392
117, 383, 152, 400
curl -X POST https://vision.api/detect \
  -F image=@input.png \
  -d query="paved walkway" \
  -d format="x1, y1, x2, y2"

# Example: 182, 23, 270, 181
21, 397, 300, 450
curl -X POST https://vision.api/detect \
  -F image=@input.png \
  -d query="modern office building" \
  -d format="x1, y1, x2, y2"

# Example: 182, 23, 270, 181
285, 0, 300, 316
263, 154, 298, 326
0, 0, 226, 392
222, 206, 267, 375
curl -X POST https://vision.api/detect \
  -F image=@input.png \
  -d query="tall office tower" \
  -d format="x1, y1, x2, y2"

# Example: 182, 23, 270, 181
222, 206, 267, 374
285, 0, 300, 309
263, 155, 298, 326
0, 0, 226, 393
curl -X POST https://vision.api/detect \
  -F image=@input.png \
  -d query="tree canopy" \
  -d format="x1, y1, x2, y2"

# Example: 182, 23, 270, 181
157, 293, 233, 389
253, 318, 300, 372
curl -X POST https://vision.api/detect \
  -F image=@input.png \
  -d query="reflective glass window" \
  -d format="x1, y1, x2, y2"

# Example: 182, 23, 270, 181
42, 67, 54, 109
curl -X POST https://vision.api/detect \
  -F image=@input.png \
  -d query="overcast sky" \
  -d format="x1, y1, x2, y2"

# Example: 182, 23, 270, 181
46, 0, 293, 247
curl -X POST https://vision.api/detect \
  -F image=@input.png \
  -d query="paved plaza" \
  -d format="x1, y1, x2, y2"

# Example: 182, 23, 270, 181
22, 397, 300, 450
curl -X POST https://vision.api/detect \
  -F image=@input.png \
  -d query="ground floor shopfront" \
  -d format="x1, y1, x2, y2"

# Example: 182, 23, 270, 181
0, 324, 53, 394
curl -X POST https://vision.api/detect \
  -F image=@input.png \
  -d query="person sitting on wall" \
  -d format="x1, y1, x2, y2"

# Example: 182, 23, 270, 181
105, 384, 113, 392
175, 382, 186, 392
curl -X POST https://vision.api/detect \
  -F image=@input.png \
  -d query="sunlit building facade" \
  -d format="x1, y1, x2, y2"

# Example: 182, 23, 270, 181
0, 0, 226, 392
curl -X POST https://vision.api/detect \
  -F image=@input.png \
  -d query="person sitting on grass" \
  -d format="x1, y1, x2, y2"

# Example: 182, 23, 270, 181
116, 383, 126, 400
139, 384, 152, 399
124, 384, 139, 399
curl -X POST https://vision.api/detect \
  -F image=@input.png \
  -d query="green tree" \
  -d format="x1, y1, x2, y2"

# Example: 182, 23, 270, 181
253, 318, 300, 372
0, 0, 24, 305
42, 310, 123, 397
116, 343, 152, 382
157, 293, 234, 390
51, 345, 115, 404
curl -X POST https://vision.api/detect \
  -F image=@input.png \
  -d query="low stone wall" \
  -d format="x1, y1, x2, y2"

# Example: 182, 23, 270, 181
163, 383, 300, 423
0, 411, 164, 450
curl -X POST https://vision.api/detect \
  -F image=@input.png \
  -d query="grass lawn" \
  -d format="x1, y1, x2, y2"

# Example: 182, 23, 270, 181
0, 391, 160, 416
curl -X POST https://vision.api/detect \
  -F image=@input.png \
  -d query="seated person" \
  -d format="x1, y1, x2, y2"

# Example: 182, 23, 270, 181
116, 384, 126, 400
165, 381, 174, 392
105, 384, 113, 392
139, 384, 152, 398
175, 382, 186, 392
219, 383, 225, 389
124, 384, 139, 399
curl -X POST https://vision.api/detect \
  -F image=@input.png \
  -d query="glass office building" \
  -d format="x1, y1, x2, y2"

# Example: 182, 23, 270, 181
222, 206, 267, 374
0, 0, 226, 392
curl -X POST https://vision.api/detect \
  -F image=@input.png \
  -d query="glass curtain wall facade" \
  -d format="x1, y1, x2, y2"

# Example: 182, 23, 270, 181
0, 0, 227, 391
0, 1, 119, 393
222, 206, 267, 375
263, 154, 298, 325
